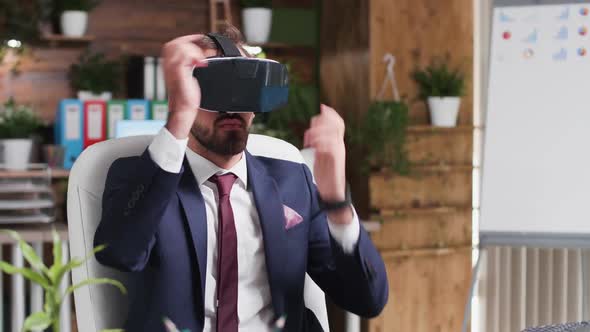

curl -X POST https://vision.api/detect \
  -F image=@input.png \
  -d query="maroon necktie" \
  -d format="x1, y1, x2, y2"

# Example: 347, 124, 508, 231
210, 173, 239, 332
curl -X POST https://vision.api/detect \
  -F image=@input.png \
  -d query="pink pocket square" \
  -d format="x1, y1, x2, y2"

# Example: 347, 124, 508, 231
283, 205, 303, 230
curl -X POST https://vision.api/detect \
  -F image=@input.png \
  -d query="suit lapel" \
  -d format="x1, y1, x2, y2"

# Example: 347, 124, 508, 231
246, 151, 288, 319
176, 158, 208, 307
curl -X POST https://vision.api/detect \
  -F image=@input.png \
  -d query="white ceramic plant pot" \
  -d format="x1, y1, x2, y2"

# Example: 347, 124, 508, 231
61, 10, 88, 37
427, 96, 461, 127
0, 139, 33, 170
242, 8, 272, 44
77, 90, 112, 101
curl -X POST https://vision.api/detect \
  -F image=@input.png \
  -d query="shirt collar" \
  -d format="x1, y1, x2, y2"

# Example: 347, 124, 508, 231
185, 149, 248, 189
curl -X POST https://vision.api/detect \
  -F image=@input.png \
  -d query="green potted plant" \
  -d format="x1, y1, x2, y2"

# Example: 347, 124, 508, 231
69, 51, 121, 100
349, 100, 410, 175
0, 98, 42, 170
240, 0, 273, 44
0, 229, 125, 332
411, 57, 465, 127
55, 0, 101, 37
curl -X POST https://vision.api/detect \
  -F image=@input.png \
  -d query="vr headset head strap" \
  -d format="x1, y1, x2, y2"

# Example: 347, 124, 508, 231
206, 33, 242, 57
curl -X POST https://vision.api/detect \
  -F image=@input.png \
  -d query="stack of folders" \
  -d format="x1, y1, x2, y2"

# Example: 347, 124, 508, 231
55, 99, 169, 169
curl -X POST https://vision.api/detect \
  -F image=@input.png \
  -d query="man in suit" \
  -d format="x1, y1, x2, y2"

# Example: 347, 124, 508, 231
94, 26, 388, 332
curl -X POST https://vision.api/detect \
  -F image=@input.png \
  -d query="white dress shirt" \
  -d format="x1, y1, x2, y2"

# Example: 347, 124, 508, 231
148, 127, 360, 331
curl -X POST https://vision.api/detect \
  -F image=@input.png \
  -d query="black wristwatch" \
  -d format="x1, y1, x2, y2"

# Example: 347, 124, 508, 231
318, 183, 352, 212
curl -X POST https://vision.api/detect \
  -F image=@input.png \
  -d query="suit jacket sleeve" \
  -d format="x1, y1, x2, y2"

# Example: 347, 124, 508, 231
302, 164, 389, 318
94, 149, 183, 272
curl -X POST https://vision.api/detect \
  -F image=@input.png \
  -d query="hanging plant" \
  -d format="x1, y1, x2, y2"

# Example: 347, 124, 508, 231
349, 100, 410, 175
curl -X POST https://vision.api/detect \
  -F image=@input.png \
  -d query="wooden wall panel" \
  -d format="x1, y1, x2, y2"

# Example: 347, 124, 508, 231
367, 248, 472, 332
369, 167, 472, 210
406, 127, 473, 166
87, 0, 209, 57
371, 208, 471, 251
373, 126, 474, 169
1, 48, 84, 121
370, 0, 473, 125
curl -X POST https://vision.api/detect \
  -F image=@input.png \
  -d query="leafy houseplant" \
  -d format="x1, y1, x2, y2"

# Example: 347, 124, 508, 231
0, 229, 126, 332
240, 0, 273, 43
69, 51, 121, 99
349, 100, 410, 175
0, 99, 42, 139
411, 58, 465, 127
0, 99, 42, 170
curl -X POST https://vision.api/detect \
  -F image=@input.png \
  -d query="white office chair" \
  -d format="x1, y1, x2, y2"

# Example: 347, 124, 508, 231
67, 134, 329, 332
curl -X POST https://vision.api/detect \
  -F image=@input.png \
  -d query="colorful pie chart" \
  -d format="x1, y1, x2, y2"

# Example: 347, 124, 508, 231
580, 26, 588, 36
581, 7, 589, 16
503, 31, 511, 40
579, 48, 587, 56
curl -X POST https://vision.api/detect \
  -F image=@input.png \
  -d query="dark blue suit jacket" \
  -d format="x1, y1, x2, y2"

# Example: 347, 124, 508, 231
94, 148, 388, 332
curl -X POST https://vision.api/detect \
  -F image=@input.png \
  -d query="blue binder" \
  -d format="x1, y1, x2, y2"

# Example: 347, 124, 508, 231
126, 99, 150, 120
55, 99, 84, 169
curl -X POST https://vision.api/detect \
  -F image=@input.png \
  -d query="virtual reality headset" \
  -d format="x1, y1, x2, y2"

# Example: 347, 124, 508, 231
193, 33, 289, 113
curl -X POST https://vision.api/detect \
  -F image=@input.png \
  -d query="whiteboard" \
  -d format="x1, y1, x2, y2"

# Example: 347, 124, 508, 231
480, 3, 590, 240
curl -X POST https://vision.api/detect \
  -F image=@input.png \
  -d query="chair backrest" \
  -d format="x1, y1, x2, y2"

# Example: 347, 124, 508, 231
67, 134, 329, 332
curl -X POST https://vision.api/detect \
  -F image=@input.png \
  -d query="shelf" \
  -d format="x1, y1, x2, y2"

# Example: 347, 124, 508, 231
380, 245, 471, 259
0, 214, 54, 224
0, 200, 53, 210
377, 206, 472, 217
40, 34, 95, 46
0, 222, 68, 243
374, 164, 475, 174
407, 125, 478, 133
0, 183, 52, 194
0, 168, 69, 179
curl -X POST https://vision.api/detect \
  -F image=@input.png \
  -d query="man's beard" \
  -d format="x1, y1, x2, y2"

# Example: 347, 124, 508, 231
191, 113, 250, 156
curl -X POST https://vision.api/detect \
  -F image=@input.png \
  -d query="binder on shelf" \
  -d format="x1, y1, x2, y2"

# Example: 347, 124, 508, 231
151, 100, 168, 121
126, 56, 158, 100
107, 100, 126, 139
156, 57, 167, 100
83, 100, 107, 148
144, 56, 156, 100
55, 99, 84, 169
126, 99, 150, 120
